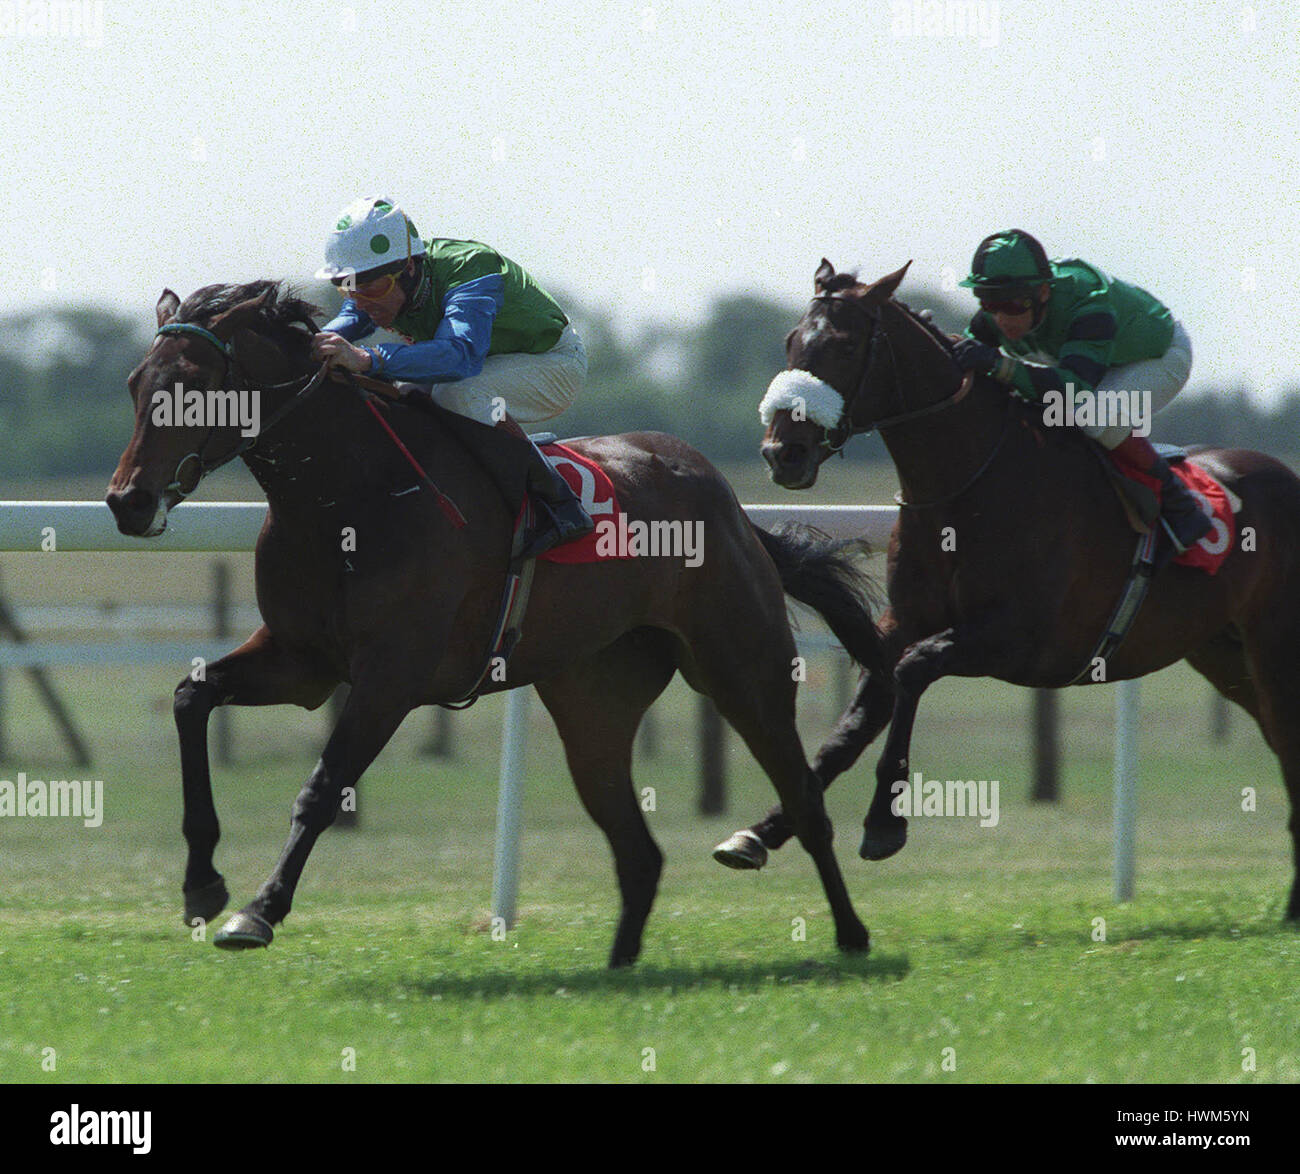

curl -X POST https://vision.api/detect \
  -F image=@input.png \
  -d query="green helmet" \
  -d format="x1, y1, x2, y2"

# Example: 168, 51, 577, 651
958, 229, 1054, 294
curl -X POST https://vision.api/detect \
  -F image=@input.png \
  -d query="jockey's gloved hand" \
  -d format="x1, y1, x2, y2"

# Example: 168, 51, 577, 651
951, 337, 1001, 376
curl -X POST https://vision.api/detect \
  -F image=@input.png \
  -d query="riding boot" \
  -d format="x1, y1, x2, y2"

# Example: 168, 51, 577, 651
518, 434, 594, 558
1111, 434, 1212, 553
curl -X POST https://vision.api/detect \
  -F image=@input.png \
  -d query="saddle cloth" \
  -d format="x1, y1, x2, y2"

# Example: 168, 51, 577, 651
1103, 445, 1235, 575
529, 443, 630, 565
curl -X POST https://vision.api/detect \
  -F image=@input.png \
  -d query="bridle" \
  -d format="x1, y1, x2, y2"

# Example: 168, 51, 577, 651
800, 294, 1005, 508
807, 294, 891, 455
153, 316, 467, 529
808, 294, 977, 444
153, 319, 330, 500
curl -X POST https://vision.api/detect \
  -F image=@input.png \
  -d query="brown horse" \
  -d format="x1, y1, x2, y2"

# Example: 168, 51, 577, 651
106, 279, 887, 967
716, 259, 1300, 922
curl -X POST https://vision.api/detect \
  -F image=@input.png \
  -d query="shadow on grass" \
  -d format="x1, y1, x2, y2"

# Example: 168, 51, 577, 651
920, 908, 1297, 958
1112, 917, 1300, 944
348, 951, 910, 1002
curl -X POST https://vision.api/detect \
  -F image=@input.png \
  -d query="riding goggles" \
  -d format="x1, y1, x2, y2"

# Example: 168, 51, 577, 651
335, 269, 402, 301
978, 295, 1035, 316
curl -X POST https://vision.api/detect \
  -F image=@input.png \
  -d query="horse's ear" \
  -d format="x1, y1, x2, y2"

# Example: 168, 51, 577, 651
156, 289, 180, 328
814, 258, 836, 291
209, 287, 275, 340
863, 261, 912, 302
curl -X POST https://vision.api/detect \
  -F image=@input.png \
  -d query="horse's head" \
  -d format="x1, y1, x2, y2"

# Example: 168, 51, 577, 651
106, 282, 316, 536
759, 259, 912, 488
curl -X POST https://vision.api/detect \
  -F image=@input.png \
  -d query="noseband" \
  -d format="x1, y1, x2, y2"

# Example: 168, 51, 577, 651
153, 320, 329, 500
804, 295, 883, 454
807, 295, 973, 449
798, 296, 1000, 509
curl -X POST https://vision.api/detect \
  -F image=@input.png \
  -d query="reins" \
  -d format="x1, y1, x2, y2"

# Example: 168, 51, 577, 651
333, 370, 467, 529
153, 317, 466, 528
155, 320, 332, 497
804, 295, 1004, 508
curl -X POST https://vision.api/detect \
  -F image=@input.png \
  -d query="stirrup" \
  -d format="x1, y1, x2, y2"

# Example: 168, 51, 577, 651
519, 498, 593, 559
1159, 511, 1211, 556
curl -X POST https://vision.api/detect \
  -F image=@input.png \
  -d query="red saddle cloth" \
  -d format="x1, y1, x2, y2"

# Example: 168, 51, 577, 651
533, 443, 629, 565
1118, 456, 1235, 574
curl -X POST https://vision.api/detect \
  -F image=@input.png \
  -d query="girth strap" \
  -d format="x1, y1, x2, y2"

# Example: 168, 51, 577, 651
441, 499, 540, 709
1066, 526, 1160, 685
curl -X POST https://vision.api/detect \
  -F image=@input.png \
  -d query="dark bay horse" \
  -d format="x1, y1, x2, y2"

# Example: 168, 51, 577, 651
716, 259, 1300, 921
106, 280, 887, 967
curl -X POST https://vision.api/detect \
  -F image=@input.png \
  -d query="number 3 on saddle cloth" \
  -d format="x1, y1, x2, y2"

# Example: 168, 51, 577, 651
1066, 444, 1237, 683
1104, 444, 1236, 575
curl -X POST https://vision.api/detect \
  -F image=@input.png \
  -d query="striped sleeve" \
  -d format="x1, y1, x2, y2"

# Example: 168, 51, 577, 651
1007, 306, 1118, 399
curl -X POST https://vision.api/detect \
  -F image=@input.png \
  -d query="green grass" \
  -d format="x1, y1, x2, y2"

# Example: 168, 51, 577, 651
2, 465, 1299, 1083
0, 650, 1297, 1083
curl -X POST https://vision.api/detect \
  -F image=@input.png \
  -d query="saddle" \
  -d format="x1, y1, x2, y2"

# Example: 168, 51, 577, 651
1092, 441, 1187, 536
342, 374, 560, 706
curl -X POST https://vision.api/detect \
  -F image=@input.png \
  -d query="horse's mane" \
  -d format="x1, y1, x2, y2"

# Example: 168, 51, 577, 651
890, 296, 959, 354
176, 280, 321, 348
823, 271, 959, 354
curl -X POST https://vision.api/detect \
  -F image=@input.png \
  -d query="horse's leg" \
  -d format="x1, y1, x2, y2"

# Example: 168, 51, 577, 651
535, 628, 677, 968
1184, 627, 1261, 724
715, 616, 902, 869
861, 613, 1025, 860
213, 673, 411, 947
681, 630, 870, 953
174, 625, 337, 925
1234, 624, 1300, 920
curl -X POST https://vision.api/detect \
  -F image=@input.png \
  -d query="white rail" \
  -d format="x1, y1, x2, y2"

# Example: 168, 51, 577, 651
0, 500, 1138, 920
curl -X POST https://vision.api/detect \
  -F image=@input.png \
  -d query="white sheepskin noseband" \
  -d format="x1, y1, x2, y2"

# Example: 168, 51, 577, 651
759, 368, 845, 430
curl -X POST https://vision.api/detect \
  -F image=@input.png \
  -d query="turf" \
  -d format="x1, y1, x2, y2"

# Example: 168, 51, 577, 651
0, 647, 1296, 1083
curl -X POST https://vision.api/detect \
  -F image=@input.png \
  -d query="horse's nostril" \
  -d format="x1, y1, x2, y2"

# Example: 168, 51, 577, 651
107, 485, 145, 513
106, 484, 161, 534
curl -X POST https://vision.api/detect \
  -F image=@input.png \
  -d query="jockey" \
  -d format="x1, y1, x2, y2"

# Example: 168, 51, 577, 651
310, 196, 593, 556
951, 229, 1211, 553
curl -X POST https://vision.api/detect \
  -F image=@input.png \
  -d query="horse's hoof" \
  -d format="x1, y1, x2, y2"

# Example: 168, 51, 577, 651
183, 876, 229, 926
859, 820, 907, 861
836, 926, 871, 954
213, 910, 274, 949
712, 829, 768, 870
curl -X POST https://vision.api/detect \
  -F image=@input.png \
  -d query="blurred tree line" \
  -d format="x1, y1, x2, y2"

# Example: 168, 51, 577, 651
1, 282, 1296, 482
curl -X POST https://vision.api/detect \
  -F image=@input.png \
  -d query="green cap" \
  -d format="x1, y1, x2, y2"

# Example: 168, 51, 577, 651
958, 230, 1055, 292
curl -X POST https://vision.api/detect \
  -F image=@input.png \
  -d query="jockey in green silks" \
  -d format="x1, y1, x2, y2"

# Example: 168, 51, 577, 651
310, 196, 593, 557
951, 229, 1212, 553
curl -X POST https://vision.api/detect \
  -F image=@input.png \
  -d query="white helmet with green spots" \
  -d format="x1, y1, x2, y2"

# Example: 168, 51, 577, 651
316, 197, 426, 281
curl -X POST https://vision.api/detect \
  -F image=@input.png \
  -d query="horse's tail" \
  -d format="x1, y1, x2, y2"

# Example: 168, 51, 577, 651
753, 522, 888, 678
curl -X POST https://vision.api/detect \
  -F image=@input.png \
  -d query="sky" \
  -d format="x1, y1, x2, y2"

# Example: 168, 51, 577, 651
1, 0, 1296, 398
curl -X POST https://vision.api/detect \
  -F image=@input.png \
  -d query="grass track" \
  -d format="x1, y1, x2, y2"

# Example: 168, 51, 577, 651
3, 464, 1299, 1082
1, 650, 1297, 1083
